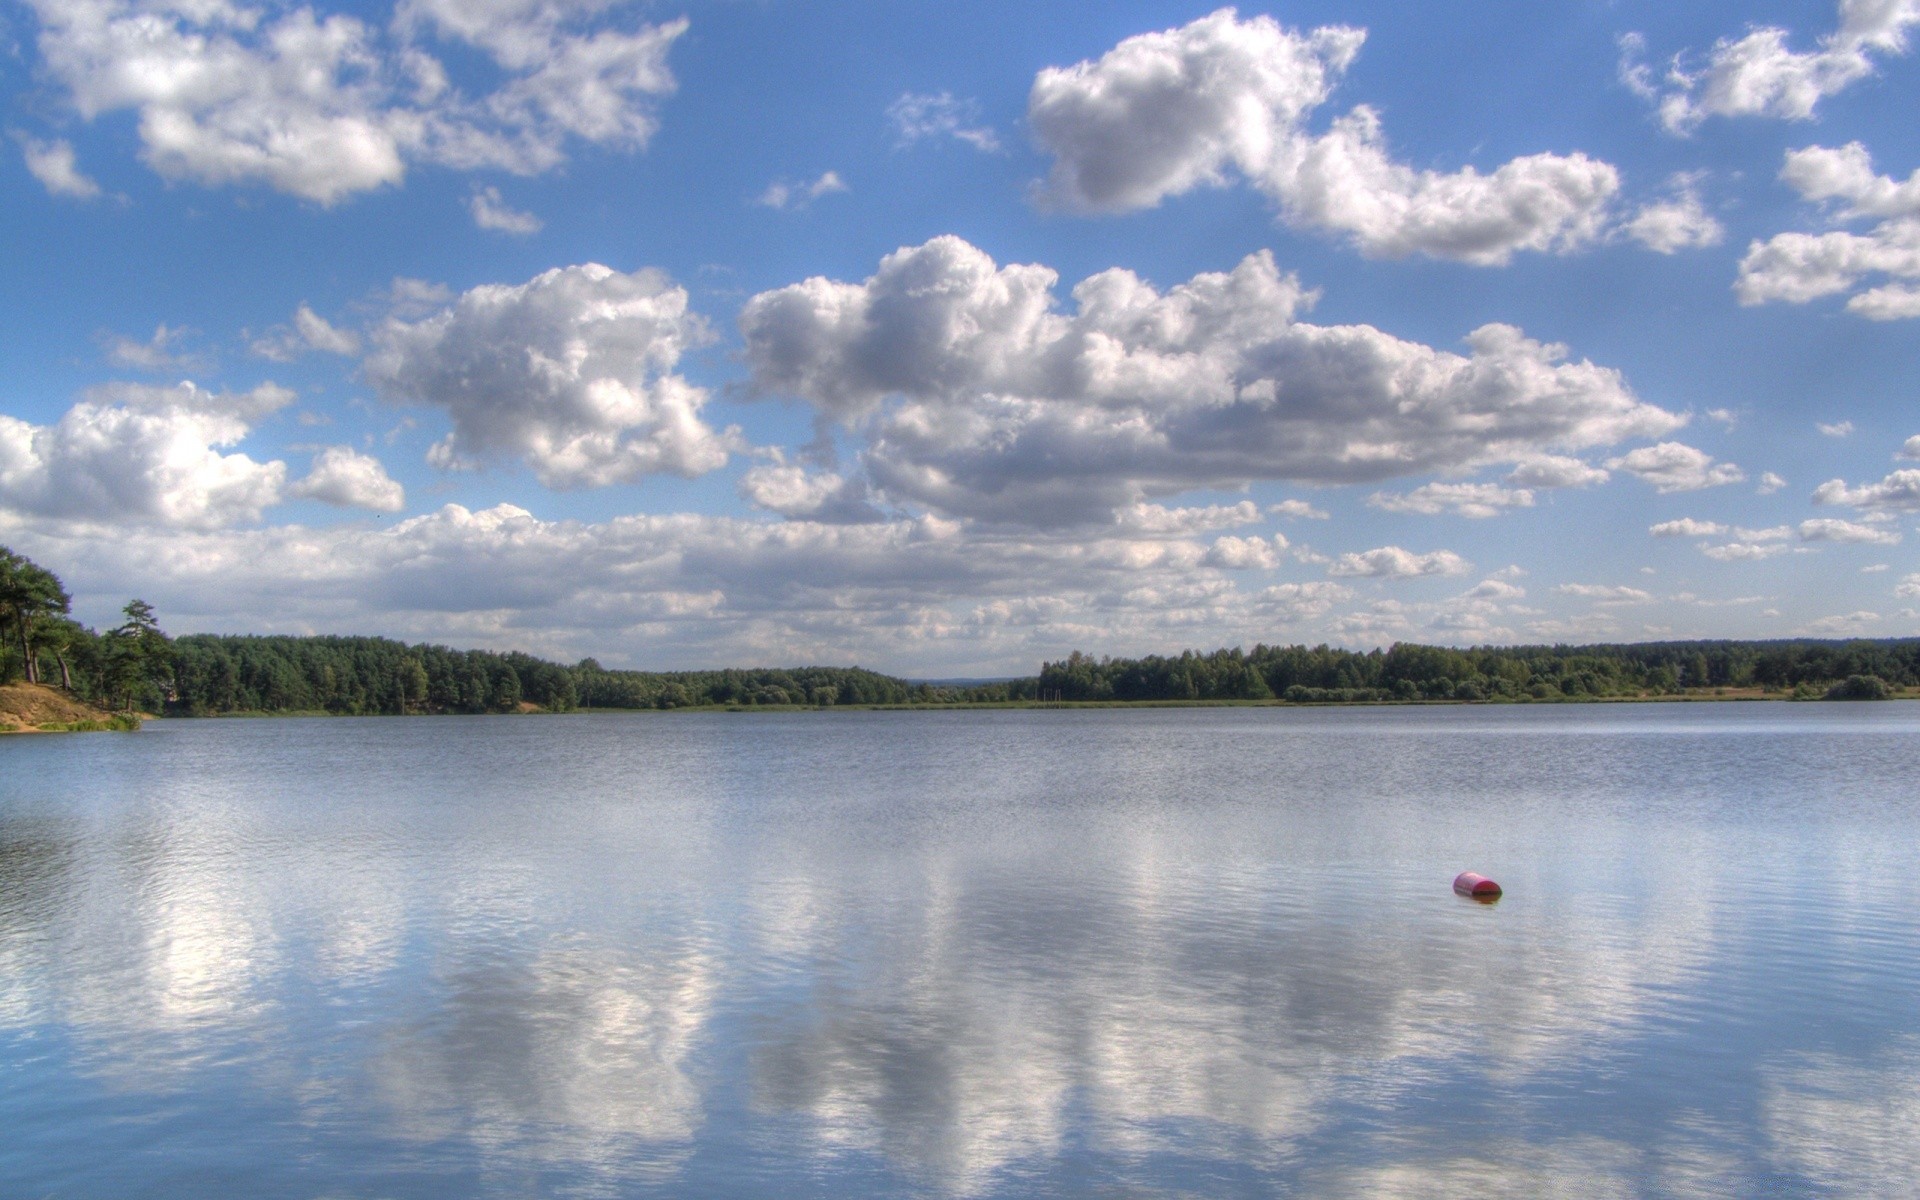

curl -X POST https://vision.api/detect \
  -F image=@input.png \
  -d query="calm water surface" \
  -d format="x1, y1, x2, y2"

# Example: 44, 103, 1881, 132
3, 705, 1918, 1197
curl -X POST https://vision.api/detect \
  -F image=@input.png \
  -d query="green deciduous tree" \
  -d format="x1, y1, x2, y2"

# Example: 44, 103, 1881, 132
0, 547, 72, 686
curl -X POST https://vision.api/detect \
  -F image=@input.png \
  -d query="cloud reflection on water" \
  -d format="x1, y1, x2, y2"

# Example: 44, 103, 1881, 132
3, 710, 1918, 1195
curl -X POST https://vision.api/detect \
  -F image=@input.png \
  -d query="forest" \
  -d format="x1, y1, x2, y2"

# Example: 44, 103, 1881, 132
5, 544, 1916, 716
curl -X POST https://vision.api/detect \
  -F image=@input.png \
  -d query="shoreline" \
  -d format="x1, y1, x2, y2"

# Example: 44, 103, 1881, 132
142, 688, 1918, 720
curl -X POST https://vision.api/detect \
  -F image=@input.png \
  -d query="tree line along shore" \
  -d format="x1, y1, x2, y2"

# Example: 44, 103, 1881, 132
4, 544, 1917, 724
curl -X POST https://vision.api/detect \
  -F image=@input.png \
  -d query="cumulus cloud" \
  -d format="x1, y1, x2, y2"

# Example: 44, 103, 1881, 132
1812, 468, 1920, 510
1326, 546, 1470, 579
1645, 0, 1920, 133
1737, 143, 1920, 319
1701, 541, 1791, 561
1758, 471, 1787, 494
367, 262, 737, 488
737, 461, 883, 524
1818, 419, 1857, 437
1463, 578, 1525, 601
1621, 173, 1724, 253
755, 171, 848, 211
469, 184, 543, 233
286, 445, 405, 511
888, 93, 999, 152
1116, 501, 1263, 534
1505, 455, 1610, 489
1027, 8, 1620, 264
22, 0, 686, 204
1606, 442, 1745, 492
740, 236, 1680, 526
1367, 482, 1534, 518
1897, 573, 1920, 597
1554, 583, 1653, 604
1649, 518, 1728, 537
251, 304, 361, 361
1798, 516, 1901, 543
1202, 534, 1286, 570
0, 381, 293, 528
13, 133, 104, 199
1899, 435, 1920, 459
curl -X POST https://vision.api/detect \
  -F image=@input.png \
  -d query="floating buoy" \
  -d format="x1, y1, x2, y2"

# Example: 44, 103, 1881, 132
1453, 871, 1502, 899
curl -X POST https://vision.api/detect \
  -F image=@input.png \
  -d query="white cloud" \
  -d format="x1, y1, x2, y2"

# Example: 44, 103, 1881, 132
1202, 534, 1287, 570
103, 323, 197, 370
1027, 9, 1620, 264
1798, 516, 1902, 543
1327, 546, 1470, 578
1505, 454, 1610, 489
1606, 442, 1745, 492
1367, 482, 1533, 518
1649, 518, 1727, 537
0, 381, 293, 529
1805, 610, 1882, 634
367, 262, 736, 488
888, 92, 999, 153
1813, 468, 1920, 510
286, 445, 405, 511
1649, 0, 1920, 133
1622, 173, 1724, 253
22, 0, 686, 204
1738, 143, 1920, 319
737, 461, 882, 524
1900, 435, 1920, 459
1554, 583, 1654, 604
8, 502, 1373, 674
13, 133, 104, 199
740, 236, 1680, 526
755, 170, 848, 210
1116, 501, 1264, 534
1463, 578, 1525, 601
1268, 499, 1328, 520
1701, 541, 1792, 561
1758, 471, 1787, 494
1818, 419, 1856, 437
1897, 573, 1920, 597
1863, 562, 1890, 572
1706, 407, 1738, 427
251, 304, 361, 361
469, 184, 543, 233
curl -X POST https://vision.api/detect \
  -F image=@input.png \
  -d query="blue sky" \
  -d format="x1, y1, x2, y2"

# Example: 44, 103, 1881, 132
3, 0, 1918, 673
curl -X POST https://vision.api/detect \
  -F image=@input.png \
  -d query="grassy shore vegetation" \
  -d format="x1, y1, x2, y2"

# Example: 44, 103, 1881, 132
6, 545, 1918, 718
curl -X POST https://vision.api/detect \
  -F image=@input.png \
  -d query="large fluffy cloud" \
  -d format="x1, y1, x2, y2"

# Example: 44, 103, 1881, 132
740, 236, 1682, 525
1327, 547, 1470, 579
0, 382, 292, 528
1813, 467, 1920, 510
1605, 442, 1744, 492
1643, 0, 1920, 133
1737, 143, 1920, 319
21, 0, 684, 203
287, 446, 406, 512
1028, 8, 1619, 264
366, 263, 737, 488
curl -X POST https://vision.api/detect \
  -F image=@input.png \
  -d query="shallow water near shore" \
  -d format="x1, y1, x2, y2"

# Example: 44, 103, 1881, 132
3, 704, 1918, 1197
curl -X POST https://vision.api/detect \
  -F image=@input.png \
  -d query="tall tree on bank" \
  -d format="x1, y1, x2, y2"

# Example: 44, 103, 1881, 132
0, 547, 71, 686
107, 599, 174, 710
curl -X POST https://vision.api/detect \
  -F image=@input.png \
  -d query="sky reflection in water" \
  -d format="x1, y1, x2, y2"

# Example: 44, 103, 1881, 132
2, 705, 1918, 1197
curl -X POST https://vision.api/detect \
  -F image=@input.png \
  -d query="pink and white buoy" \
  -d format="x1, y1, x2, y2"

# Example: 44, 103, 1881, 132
1453, 871, 1502, 900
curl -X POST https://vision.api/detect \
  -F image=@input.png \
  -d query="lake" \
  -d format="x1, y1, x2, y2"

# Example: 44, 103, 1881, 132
3, 704, 1918, 1197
